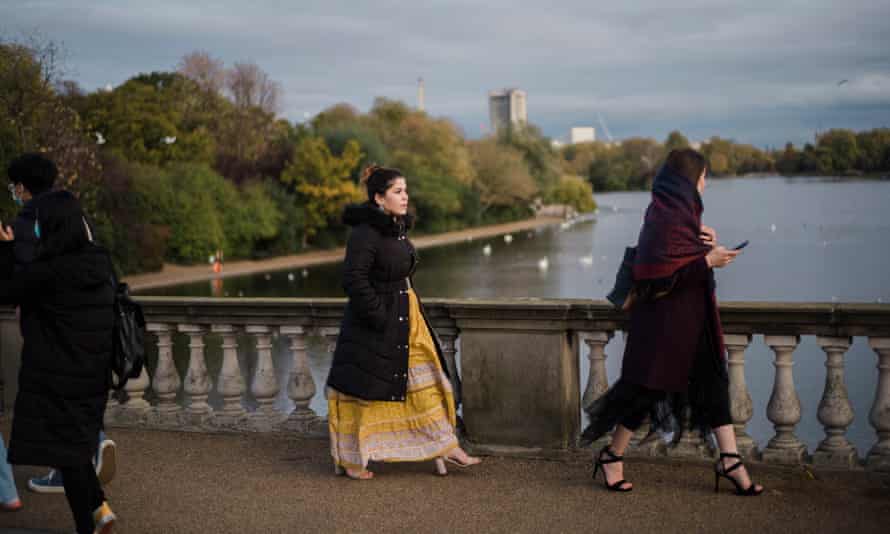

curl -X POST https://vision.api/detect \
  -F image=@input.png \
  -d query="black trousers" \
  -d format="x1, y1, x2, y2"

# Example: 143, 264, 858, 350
59, 463, 105, 534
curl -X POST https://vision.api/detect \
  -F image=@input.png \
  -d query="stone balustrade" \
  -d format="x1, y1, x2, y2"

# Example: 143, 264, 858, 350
1, 298, 888, 471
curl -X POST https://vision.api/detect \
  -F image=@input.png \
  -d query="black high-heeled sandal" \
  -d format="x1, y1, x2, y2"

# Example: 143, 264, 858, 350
714, 452, 763, 496
593, 446, 633, 492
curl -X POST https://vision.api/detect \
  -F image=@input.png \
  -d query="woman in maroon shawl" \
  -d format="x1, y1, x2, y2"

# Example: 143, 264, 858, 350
582, 149, 763, 496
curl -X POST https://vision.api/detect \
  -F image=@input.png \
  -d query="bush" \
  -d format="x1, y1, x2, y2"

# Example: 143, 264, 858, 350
544, 175, 597, 213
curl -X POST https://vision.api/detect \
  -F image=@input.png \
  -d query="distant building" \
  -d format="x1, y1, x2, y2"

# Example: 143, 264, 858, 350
570, 127, 596, 144
488, 88, 527, 132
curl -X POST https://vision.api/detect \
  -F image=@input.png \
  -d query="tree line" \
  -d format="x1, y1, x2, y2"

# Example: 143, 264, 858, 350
3, 37, 886, 275
561, 129, 890, 193
1, 39, 595, 274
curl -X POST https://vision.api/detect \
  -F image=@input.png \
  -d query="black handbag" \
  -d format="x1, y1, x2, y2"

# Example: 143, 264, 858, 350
109, 265, 147, 390
606, 246, 637, 310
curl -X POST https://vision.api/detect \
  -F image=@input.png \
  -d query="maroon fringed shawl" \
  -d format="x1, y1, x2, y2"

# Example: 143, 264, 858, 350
633, 167, 710, 280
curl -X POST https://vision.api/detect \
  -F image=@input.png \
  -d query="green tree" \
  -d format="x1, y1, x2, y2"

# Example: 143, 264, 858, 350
498, 123, 561, 191
77, 73, 216, 167
133, 163, 227, 263
281, 137, 364, 246
856, 129, 890, 172
468, 139, 538, 215
664, 130, 690, 152
544, 175, 597, 213
0, 36, 102, 222
318, 121, 389, 181
776, 143, 800, 175
817, 129, 859, 173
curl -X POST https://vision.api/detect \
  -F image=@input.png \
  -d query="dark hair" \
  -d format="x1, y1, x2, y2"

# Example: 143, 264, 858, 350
34, 190, 92, 260
359, 164, 403, 203
664, 148, 708, 186
7, 153, 58, 195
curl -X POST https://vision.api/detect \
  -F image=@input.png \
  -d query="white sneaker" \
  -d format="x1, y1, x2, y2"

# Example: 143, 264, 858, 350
95, 440, 117, 486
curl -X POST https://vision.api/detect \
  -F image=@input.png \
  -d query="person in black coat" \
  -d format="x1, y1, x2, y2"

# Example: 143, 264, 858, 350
582, 149, 763, 496
325, 165, 480, 480
0, 191, 118, 533
7, 153, 118, 496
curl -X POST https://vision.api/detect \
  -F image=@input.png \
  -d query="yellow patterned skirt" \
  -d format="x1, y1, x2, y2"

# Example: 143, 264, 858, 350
327, 289, 458, 471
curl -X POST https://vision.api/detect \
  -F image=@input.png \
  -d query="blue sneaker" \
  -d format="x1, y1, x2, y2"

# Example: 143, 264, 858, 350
27, 469, 64, 494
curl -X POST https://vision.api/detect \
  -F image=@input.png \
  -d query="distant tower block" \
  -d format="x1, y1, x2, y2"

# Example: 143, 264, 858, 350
417, 77, 425, 112
488, 88, 527, 133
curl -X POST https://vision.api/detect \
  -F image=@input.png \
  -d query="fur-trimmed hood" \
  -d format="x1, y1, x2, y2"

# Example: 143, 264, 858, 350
341, 202, 414, 236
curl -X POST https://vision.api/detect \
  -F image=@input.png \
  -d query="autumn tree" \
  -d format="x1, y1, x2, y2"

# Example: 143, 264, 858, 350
0, 35, 101, 221
280, 137, 364, 246
468, 139, 537, 214
227, 61, 281, 114
178, 50, 226, 95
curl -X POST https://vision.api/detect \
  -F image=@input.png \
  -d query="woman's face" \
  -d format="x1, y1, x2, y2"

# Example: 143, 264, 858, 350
696, 169, 707, 194
376, 177, 409, 216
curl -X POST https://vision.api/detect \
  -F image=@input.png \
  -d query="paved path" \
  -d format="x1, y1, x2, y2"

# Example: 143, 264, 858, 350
124, 216, 564, 292
1, 429, 888, 533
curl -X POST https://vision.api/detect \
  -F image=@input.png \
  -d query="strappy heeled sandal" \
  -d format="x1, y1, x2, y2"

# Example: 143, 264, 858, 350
714, 452, 763, 496
334, 464, 374, 480
593, 445, 633, 492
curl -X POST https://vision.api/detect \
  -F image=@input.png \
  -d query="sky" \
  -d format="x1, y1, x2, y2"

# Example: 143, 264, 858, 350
2, 0, 889, 147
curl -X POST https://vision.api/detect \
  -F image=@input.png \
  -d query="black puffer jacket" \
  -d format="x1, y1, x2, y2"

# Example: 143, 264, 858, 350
0, 242, 114, 467
326, 202, 447, 401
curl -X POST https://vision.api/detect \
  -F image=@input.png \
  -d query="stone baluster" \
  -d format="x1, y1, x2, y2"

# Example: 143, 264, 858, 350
725, 334, 757, 458
763, 335, 806, 463
118, 366, 151, 423
581, 331, 612, 412
866, 337, 890, 471
438, 329, 462, 407
813, 336, 857, 467
627, 416, 665, 456
247, 325, 282, 429
212, 325, 246, 427
148, 323, 181, 425
281, 326, 323, 434
320, 327, 340, 356
178, 324, 212, 425
668, 405, 713, 459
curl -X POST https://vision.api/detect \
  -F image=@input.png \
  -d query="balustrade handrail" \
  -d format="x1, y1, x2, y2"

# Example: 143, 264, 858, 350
1, 298, 888, 471
117, 297, 890, 337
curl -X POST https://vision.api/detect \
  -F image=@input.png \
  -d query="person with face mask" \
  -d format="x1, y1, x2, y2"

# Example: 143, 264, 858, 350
0, 190, 118, 533
7, 153, 56, 273
5, 154, 117, 496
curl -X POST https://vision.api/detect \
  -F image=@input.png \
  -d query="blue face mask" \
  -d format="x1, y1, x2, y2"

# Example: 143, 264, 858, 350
9, 185, 23, 207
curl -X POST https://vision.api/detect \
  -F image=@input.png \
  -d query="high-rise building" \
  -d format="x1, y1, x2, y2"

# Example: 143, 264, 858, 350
570, 127, 596, 144
417, 77, 425, 112
488, 88, 527, 132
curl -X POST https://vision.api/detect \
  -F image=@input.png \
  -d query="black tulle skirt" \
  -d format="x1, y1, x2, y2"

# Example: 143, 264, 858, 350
580, 321, 731, 446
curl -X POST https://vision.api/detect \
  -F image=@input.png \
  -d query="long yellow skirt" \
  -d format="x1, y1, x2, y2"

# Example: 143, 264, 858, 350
327, 289, 458, 471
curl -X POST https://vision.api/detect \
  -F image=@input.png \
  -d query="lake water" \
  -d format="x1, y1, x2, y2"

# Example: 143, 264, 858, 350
143, 176, 890, 455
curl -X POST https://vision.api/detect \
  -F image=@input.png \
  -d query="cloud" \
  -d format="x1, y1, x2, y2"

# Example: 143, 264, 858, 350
2, 0, 888, 145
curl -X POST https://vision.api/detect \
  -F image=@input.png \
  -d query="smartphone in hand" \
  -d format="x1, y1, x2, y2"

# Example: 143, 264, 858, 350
732, 240, 749, 251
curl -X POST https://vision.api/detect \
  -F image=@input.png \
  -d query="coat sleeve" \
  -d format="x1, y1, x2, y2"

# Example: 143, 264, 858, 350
0, 241, 55, 304
341, 225, 387, 330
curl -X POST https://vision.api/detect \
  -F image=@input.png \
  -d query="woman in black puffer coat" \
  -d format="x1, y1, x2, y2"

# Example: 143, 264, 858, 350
0, 191, 117, 534
326, 165, 480, 480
